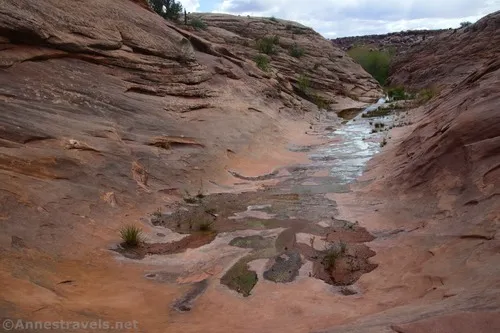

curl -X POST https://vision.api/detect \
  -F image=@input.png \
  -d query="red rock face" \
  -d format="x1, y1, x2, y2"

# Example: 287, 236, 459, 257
0, 0, 381, 296
129, 0, 151, 10
1, 1, 497, 332
319, 11, 500, 333
383, 13, 500, 209
388, 11, 500, 91
0, 1, 382, 258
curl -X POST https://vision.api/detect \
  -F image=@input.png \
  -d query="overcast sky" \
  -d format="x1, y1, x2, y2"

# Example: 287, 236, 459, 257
179, 0, 500, 37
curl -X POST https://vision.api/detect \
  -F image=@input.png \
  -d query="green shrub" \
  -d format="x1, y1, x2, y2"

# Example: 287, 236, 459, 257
347, 47, 391, 85
289, 43, 305, 58
323, 241, 346, 270
120, 225, 143, 248
460, 21, 472, 28
269, 16, 278, 22
418, 87, 438, 102
256, 35, 279, 55
297, 74, 310, 92
149, 0, 183, 21
190, 18, 207, 30
387, 86, 406, 100
254, 54, 270, 71
312, 94, 329, 109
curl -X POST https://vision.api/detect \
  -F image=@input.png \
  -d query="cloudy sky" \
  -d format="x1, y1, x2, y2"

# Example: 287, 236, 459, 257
178, 0, 500, 37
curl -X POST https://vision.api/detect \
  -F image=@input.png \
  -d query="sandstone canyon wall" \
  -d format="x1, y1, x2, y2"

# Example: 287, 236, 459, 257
321, 11, 500, 333
388, 11, 500, 90
0, 0, 381, 255
1, 1, 499, 333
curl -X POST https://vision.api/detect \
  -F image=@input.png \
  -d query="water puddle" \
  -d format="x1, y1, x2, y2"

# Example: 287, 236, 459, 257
130, 97, 397, 302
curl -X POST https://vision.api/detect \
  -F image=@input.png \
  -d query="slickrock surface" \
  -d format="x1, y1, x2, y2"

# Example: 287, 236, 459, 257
0, 0, 381, 253
1, 1, 498, 333
188, 13, 382, 103
320, 56, 500, 333
388, 11, 500, 90
0, 1, 385, 331
320, 11, 500, 333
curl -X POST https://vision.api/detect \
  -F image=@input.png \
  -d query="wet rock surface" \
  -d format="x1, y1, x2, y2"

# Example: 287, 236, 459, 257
139, 101, 392, 297
263, 251, 302, 283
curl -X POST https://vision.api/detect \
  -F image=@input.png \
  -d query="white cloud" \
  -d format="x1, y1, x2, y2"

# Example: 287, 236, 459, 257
212, 0, 500, 37
180, 0, 200, 12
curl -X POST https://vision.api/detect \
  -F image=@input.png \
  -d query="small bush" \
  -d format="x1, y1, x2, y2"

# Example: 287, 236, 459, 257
460, 21, 472, 28
323, 241, 348, 269
289, 43, 305, 58
285, 24, 293, 30
387, 86, 406, 100
120, 225, 142, 248
256, 35, 279, 55
324, 250, 339, 269
313, 63, 320, 70
190, 18, 207, 30
312, 93, 329, 109
254, 54, 270, 71
418, 87, 438, 102
297, 74, 310, 92
269, 16, 278, 22
348, 47, 391, 85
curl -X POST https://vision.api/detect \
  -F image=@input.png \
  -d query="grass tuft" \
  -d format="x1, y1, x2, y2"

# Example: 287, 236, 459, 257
120, 225, 143, 248
323, 241, 347, 270
254, 54, 270, 71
